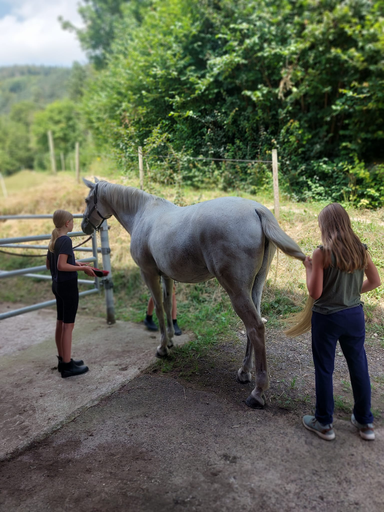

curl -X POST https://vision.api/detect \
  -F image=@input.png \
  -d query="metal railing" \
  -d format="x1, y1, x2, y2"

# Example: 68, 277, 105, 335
0, 214, 115, 324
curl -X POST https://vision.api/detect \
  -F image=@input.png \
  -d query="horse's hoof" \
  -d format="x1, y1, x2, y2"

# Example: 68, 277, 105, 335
156, 346, 169, 358
167, 341, 174, 349
245, 393, 266, 409
236, 369, 252, 384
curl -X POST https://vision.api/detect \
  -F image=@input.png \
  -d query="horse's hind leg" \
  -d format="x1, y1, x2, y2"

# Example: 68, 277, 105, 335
237, 263, 269, 384
162, 276, 174, 348
236, 272, 266, 384
237, 335, 253, 384
230, 291, 269, 409
237, 241, 276, 391
229, 293, 268, 408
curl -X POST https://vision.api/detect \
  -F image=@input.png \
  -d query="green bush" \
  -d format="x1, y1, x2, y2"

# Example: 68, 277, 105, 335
69, 1, 384, 207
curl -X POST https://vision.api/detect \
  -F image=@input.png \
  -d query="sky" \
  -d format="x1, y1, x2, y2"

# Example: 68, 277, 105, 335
0, 0, 87, 67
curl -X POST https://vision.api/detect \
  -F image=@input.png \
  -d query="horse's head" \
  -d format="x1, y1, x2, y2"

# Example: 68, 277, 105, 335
81, 178, 112, 234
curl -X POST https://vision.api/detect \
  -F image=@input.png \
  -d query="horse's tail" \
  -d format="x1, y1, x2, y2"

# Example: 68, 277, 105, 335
284, 296, 314, 337
254, 206, 305, 262
255, 205, 312, 337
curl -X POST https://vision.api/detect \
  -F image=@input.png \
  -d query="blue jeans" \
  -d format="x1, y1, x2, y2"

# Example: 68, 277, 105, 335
312, 305, 373, 425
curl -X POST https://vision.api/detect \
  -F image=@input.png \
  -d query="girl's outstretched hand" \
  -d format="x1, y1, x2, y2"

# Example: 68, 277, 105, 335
303, 256, 313, 269
83, 266, 96, 277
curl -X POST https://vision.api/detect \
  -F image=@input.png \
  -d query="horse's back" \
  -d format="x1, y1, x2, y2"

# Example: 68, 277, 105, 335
134, 196, 267, 283
169, 196, 265, 242
143, 196, 261, 237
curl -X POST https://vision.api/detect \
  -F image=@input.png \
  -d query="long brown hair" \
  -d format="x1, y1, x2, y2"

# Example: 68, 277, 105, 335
48, 210, 73, 253
318, 203, 367, 272
285, 203, 367, 337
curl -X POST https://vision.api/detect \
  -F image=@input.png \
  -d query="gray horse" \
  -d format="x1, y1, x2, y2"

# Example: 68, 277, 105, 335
81, 178, 305, 408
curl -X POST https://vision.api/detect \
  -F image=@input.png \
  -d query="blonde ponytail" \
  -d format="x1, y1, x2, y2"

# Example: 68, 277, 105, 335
48, 210, 73, 253
48, 227, 60, 253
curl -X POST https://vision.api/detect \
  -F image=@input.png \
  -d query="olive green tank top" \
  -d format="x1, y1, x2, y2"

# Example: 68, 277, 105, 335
312, 246, 365, 315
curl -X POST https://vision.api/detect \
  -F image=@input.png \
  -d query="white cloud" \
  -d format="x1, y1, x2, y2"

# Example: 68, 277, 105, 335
0, 0, 87, 67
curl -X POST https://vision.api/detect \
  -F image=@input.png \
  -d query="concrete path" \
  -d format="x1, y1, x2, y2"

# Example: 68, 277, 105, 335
0, 304, 192, 460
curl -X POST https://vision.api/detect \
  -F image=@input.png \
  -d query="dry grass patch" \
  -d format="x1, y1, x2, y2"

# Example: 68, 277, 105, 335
1, 169, 383, 326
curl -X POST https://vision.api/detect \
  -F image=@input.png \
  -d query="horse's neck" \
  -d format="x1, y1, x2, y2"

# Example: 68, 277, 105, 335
101, 183, 153, 234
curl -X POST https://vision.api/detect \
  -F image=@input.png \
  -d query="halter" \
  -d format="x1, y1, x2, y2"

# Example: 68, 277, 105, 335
84, 183, 112, 231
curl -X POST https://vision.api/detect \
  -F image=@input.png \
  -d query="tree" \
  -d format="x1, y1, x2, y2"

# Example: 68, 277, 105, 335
9, 101, 37, 126
31, 99, 84, 155
60, 0, 153, 69
67, 62, 92, 101
80, 0, 384, 205
0, 116, 33, 174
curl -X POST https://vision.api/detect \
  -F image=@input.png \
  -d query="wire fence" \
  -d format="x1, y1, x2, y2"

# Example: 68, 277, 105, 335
1, 146, 281, 219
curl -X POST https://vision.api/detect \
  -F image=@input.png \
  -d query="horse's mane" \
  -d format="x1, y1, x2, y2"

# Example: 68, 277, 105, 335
99, 181, 164, 213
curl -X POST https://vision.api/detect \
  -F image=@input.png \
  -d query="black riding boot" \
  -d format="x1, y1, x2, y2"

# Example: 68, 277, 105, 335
60, 359, 89, 379
173, 319, 182, 336
57, 356, 84, 372
144, 313, 158, 331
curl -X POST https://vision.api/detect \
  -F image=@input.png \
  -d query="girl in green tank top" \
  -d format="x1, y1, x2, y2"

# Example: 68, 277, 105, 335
301, 203, 381, 441
311, 246, 365, 315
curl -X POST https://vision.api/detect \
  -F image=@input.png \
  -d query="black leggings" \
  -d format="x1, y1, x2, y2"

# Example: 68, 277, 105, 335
52, 278, 79, 324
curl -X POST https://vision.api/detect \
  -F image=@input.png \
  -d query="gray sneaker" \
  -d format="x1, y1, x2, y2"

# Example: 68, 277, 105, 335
351, 414, 375, 441
302, 415, 335, 441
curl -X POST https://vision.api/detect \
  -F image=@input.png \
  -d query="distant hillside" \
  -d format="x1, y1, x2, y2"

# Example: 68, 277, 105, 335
0, 65, 72, 114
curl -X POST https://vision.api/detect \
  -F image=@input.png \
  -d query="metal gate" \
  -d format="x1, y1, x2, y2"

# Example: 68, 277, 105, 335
0, 214, 115, 324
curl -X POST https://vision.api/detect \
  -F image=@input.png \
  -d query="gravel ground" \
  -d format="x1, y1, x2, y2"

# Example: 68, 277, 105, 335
1, 322, 383, 511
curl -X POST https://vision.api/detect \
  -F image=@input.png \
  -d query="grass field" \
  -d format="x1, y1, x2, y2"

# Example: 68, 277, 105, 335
1, 168, 384, 386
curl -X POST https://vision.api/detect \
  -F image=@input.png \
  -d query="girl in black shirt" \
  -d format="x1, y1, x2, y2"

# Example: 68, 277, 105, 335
47, 210, 95, 378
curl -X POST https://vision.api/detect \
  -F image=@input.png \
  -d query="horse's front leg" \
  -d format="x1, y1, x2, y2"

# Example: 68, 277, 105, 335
141, 271, 170, 358
162, 276, 174, 348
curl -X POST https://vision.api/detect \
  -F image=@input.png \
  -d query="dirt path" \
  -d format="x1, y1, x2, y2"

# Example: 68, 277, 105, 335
0, 372, 383, 512
0, 308, 383, 511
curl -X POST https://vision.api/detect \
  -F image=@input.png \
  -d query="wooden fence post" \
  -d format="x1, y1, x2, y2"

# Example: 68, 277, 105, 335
272, 149, 280, 220
47, 130, 56, 174
272, 148, 280, 283
0, 172, 8, 198
75, 142, 80, 183
138, 146, 144, 190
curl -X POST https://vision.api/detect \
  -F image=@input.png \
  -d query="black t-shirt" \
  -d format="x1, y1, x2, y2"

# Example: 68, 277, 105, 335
47, 235, 77, 283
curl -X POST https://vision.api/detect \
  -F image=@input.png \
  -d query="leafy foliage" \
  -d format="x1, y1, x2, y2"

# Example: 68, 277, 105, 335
0, 66, 71, 115
32, 99, 84, 153
60, 0, 153, 69
67, 62, 94, 101
81, 0, 384, 207
0, 65, 90, 174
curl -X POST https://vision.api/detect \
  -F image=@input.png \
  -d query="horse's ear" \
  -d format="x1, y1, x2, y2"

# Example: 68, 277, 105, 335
83, 178, 95, 189
94, 176, 100, 183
